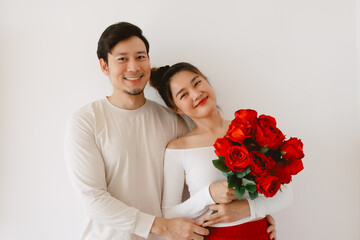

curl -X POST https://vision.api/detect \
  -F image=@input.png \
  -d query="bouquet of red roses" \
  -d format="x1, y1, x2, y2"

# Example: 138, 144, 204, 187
213, 109, 304, 200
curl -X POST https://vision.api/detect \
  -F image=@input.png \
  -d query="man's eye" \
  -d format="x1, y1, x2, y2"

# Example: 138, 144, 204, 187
137, 55, 145, 59
117, 57, 126, 61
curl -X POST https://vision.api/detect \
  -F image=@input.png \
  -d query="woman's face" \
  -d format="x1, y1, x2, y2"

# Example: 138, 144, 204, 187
170, 70, 217, 118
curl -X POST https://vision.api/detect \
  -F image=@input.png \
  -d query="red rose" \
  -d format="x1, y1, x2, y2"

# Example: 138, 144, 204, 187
234, 109, 258, 122
284, 159, 304, 175
254, 115, 285, 149
214, 137, 234, 157
249, 151, 276, 177
227, 110, 258, 143
225, 145, 250, 172
272, 162, 292, 184
227, 119, 247, 143
281, 138, 305, 161
256, 174, 281, 197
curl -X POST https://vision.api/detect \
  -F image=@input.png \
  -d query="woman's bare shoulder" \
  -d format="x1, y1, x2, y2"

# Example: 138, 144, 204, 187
167, 135, 191, 149
167, 129, 203, 149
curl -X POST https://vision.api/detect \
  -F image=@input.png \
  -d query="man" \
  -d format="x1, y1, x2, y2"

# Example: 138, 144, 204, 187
65, 22, 276, 240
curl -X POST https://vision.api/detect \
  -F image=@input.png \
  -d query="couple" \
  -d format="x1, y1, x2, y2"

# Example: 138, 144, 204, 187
64, 22, 292, 240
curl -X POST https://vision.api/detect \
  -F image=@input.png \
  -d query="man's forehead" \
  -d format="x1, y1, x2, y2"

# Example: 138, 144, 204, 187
110, 36, 147, 54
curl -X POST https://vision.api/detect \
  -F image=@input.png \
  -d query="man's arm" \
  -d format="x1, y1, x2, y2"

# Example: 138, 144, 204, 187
64, 112, 154, 238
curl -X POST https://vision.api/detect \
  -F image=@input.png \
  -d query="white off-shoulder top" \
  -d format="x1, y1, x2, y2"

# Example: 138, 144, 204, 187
162, 146, 293, 227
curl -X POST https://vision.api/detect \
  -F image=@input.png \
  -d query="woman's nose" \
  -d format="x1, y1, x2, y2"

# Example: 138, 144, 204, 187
190, 88, 201, 101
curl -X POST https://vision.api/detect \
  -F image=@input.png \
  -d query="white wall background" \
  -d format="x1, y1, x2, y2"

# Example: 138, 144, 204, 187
0, 0, 359, 239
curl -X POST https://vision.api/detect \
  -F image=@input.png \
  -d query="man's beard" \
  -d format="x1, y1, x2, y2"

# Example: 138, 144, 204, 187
123, 88, 144, 95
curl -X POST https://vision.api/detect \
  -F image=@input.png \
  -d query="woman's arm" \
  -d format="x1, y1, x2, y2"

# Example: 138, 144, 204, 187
202, 184, 293, 226
162, 149, 214, 219
162, 149, 236, 219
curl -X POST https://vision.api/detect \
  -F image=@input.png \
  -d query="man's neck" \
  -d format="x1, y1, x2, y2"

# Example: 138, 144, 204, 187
107, 93, 146, 110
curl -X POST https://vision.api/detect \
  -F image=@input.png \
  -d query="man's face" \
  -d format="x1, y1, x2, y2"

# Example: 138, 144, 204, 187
100, 36, 151, 96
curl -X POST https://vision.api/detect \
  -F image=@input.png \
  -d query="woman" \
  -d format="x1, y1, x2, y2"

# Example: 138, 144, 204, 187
150, 63, 292, 240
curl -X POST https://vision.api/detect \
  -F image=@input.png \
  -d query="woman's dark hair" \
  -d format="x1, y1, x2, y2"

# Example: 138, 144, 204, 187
97, 22, 150, 63
150, 62, 206, 110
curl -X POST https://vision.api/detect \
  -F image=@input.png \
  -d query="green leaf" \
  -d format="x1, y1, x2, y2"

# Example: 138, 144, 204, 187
236, 171, 246, 178
222, 171, 234, 177
245, 167, 251, 175
212, 158, 229, 172
227, 175, 236, 188
242, 178, 256, 186
245, 185, 257, 193
249, 191, 259, 200
259, 147, 270, 154
235, 185, 246, 200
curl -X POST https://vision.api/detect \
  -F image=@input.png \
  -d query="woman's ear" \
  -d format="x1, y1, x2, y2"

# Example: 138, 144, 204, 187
172, 107, 183, 115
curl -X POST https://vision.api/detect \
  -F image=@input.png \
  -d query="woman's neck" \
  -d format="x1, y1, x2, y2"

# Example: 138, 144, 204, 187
191, 109, 229, 136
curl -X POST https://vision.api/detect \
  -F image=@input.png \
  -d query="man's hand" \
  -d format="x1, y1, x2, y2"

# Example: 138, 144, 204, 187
151, 217, 209, 240
209, 180, 237, 203
266, 214, 277, 240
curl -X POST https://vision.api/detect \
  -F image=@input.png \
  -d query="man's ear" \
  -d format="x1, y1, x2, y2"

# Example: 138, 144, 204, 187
99, 58, 109, 76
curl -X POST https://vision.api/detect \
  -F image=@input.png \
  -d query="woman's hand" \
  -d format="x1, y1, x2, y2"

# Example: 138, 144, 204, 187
202, 200, 250, 227
209, 180, 237, 204
202, 205, 278, 240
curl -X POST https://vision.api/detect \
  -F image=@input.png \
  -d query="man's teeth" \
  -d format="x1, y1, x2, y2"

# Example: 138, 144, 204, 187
126, 76, 141, 81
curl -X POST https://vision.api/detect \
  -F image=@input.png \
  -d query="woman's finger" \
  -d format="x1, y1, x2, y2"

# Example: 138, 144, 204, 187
202, 217, 223, 227
208, 204, 220, 211
203, 212, 219, 221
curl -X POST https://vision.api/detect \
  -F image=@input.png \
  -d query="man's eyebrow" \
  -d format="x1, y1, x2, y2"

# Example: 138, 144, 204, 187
175, 75, 199, 98
111, 51, 147, 57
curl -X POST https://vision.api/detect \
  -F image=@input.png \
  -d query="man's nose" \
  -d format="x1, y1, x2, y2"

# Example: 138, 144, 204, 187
127, 59, 140, 72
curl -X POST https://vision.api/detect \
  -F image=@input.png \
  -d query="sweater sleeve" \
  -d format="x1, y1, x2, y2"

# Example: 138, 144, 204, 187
64, 111, 154, 239
162, 149, 214, 220
247, 184, 293, 219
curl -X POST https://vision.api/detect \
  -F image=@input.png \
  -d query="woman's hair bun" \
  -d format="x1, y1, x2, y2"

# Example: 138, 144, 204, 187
150, 65, 170, 90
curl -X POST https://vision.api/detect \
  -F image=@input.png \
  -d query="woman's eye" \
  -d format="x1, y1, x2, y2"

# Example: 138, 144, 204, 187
180, 93, 187, 100
195, 80, 201, 86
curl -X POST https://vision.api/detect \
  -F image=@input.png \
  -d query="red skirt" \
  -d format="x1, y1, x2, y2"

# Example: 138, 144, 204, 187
205, 218, 270, 240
